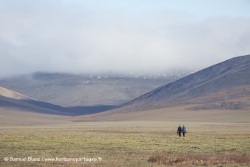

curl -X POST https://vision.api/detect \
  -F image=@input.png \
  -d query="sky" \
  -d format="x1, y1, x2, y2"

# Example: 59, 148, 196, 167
0, 0, 250, 78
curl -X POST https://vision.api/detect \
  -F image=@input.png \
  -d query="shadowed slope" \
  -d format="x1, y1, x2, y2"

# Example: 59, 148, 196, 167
73, 55, 250, 122
0, 86, 116, 116
112, 54, 250, 112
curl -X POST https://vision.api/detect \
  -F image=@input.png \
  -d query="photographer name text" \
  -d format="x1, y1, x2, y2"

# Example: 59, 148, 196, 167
4, 156, 102, 163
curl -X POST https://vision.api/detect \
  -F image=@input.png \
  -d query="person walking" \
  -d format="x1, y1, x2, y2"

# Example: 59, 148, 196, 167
182, 125, 187, 137
177, 125, 182, 137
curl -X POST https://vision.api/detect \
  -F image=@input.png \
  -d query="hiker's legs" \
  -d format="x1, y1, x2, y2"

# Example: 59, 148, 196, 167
179, 131, 181, 137
183, 132, 185, 137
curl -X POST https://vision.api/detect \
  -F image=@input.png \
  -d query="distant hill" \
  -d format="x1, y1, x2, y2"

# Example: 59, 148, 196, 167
0, 86, 62, 115
1, 55, 250, 122
0, 71, 188, 107
0, 86, 31, 100
0, 86, 115, 116
112, 54, 250, 113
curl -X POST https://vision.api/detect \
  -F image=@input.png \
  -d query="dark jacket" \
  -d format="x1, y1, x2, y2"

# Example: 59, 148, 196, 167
177, 126, 182, 132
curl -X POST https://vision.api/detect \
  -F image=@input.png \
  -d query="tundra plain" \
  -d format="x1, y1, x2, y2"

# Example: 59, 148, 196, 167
1, 109, 250, 167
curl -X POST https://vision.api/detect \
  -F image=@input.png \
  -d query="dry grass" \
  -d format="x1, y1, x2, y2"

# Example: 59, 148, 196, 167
0, 121, 250, 167
75, 105, 250, 123
0, 86, 30, 100
148, 154, 250, 166
0, 109, 68, 126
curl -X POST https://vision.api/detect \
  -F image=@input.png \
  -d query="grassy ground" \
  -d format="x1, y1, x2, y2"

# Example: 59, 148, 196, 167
0, 122, 250, 167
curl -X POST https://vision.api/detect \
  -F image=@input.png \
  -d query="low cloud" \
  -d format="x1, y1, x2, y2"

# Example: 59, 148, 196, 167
1, 1, 250, 78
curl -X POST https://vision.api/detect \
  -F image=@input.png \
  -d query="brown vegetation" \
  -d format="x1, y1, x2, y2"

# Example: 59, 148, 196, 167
148, 154, 250, 166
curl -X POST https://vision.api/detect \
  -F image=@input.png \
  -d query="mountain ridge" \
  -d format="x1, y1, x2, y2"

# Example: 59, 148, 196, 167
1, 54, 250, 121
114, 54, 250, 112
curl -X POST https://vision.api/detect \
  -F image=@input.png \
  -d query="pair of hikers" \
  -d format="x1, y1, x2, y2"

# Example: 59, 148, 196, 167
177, 125, 186, 137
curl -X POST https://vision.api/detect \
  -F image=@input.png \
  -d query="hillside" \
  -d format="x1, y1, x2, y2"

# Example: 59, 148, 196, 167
0, 86, 63, 115
102, 54, 250, 113
0, 86, 114, 116
0, 71, 188, 107
0, 87, 71, 126
0, 86, 31, 100
1, 55, 250, 122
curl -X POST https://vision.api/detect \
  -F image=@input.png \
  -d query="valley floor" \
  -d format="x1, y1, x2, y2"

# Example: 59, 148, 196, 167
1, 121, 250, 167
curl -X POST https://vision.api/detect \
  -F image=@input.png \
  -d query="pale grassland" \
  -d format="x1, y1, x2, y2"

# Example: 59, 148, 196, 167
76, 106, 250, 123
0, 109, 68, 126
0, 121, 250, 167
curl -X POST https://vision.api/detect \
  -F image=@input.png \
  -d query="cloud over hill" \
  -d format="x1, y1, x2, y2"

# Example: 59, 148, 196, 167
1, 1, 250, 78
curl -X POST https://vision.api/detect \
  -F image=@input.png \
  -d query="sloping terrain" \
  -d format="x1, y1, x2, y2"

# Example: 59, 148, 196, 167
72, 55, 250, 122
2, 55, 250, 122
91, 54, 250, 116
0, 86, 31, 100
0, 86, 63, 115
0, 72, 187, 107
0, 86, 115, 116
